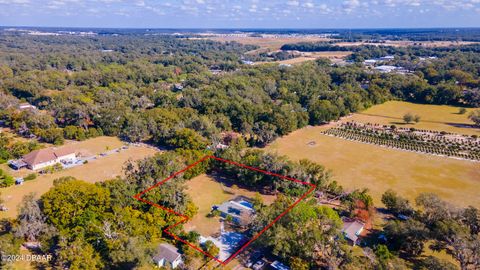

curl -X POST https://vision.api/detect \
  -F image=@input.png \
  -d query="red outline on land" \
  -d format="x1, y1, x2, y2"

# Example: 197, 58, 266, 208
133, 155, 316, 266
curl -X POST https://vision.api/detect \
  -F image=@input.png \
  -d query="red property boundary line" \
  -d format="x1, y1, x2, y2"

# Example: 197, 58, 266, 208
133, 155, 316, 266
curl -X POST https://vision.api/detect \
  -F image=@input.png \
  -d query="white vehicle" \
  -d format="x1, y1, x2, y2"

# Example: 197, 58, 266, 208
252, 259, 266, 270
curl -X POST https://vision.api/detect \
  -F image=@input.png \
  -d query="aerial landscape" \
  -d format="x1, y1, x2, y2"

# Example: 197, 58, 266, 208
0, 1, 479, 270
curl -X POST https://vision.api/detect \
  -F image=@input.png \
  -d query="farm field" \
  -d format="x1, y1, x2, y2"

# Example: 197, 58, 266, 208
254, 51, 352, 66
267, 101, 480, 208
0, 137, 158, 218
267, 126, 479, 208
334, 40, 479, 48
349, 101, 479, 135
206, 36, 330, 52
184, 173, 275, 237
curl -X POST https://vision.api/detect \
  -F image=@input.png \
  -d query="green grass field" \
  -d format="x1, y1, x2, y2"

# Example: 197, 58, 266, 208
350, 101, 479, 135
267, 102, 480, 208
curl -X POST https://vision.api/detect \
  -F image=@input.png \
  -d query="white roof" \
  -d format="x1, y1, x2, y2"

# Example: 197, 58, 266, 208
342, 218, 364, 243
375, 65, 398, 72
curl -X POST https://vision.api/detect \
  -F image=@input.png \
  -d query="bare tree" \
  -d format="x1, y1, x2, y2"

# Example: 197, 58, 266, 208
13, 193, 54, 242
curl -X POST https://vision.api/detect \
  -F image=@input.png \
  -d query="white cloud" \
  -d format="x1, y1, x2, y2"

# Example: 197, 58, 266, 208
303, 2, 314, 8
0, 0, 30, 4
287, 1, 299, 6
343, 0, 361, 13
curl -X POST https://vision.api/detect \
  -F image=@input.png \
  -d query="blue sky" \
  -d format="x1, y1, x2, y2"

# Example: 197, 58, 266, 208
0, 0, 479, 28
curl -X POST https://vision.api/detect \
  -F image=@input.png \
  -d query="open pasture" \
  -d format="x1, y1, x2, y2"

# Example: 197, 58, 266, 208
334, 40, 479, 48
267, 101, 480, 208
207, 36, 330, 52
349, 101, 479, 136
253, 51, 352, 66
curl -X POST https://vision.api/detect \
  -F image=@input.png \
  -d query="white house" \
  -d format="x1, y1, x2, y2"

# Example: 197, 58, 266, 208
22, 147, 76, 170
18, 103, 37, 110
153, 243, 183, 269
375, 65, 398, 73
379, 55, 395, 61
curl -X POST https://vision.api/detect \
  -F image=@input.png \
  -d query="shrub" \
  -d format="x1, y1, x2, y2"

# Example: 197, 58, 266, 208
24, 173, 37, 181
0, 169, 14, 187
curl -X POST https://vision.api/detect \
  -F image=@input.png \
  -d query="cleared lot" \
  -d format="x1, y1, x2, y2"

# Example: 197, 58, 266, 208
184, 173, 275, 237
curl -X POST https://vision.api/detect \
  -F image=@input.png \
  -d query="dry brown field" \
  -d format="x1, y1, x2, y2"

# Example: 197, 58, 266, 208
253, 51, 352, 66
207, 36, 330, 52
349, 101, 479, 135
267, 101, 480, 208
335, 40, 479, 48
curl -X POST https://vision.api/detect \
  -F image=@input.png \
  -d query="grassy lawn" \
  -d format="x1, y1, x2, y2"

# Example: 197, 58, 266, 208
63, 135, 125, 157
349, 101, 479, 135
421, 240, 460, 268
184, 174, 276, 237
0, 137, 158, 219
267, 125, 479, 209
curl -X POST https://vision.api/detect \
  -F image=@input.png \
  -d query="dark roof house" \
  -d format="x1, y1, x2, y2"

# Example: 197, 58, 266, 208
153, 243, 183, 269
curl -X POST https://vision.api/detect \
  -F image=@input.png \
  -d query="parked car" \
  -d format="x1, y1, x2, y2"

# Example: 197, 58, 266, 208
252, 259, 266, 270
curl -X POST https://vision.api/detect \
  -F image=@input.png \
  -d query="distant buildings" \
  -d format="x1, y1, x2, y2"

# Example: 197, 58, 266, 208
378, 55, 395, 61
152, 243, 183, 269
364, 59, 377, 66
374, 65, 399, 73
18, 103, 37, 111
363, 55, 395, 66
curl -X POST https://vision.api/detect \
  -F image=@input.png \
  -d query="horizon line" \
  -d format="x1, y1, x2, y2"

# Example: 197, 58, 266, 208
2, 25, 480, 31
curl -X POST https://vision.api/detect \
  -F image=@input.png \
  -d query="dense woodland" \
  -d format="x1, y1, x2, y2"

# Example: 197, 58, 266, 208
0, 32, 479, 269
1, 35, 479, 150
